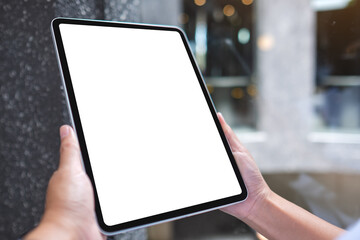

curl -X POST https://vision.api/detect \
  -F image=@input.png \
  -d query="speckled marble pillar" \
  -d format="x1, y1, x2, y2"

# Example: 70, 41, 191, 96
0, 0, 145, 239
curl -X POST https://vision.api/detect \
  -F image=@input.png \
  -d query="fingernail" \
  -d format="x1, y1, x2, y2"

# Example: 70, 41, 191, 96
60, 125, 70, 139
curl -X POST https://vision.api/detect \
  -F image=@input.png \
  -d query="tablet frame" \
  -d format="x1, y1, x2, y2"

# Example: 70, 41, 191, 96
51, 17, 247, 235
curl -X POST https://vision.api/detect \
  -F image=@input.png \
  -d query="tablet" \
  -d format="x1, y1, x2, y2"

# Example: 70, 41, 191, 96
51, 18, 247, 235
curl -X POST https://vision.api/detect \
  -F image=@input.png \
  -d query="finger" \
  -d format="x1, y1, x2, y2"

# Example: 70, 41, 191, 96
217, 112, 246, 153
58, 125, 83, 171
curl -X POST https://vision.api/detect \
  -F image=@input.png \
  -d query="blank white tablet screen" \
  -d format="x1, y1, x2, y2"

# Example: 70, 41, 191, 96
59, 23, 242, 226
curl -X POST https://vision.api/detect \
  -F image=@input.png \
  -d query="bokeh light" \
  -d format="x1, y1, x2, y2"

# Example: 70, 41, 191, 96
238, 28, 250, 44
257, 34, 275, 51
231, 88, 244, 99
242, 0, 254, 6
194, 0, 206, 7
178, 13, 189, 24
223, 4, 235, 17
247, 85, 257, 97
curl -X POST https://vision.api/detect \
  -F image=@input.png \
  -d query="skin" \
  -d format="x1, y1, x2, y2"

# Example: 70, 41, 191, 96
25, 125, 105, 240
217, 113, 345, 240
25, 115, 345, 239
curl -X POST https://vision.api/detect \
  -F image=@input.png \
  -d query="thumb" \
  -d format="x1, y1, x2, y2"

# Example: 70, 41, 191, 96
58, 125, 83, 171
217, 112, 246, 153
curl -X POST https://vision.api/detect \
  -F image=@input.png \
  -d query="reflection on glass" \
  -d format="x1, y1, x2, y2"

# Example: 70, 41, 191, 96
182, 0, 255, 130
315, 0, 360, 131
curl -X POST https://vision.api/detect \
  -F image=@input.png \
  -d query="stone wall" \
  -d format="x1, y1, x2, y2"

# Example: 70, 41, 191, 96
0, 0, 179, 239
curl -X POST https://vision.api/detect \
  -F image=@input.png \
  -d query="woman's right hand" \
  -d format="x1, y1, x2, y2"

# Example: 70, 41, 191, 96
217, 113, 271, 221
218, 113, 344, 240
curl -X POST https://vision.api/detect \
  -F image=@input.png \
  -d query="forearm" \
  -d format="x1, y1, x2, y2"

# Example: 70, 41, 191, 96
24, 223, 76, 240
243, 191, 345, 240
24, 212, 77, 240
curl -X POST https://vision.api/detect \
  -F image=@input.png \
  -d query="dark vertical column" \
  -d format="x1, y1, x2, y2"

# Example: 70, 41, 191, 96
140, 0, 181, 26
104, 0, 141, 22
0, 1, 72, 238
55, 0, 104, 19
0, 0, 145, 239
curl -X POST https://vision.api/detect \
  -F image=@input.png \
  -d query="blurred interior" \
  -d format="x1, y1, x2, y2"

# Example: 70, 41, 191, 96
147, 0, 360, 239
1, 0, 360, 239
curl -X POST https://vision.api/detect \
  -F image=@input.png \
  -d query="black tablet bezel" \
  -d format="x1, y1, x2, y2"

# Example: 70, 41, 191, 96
51, 17, 247, 234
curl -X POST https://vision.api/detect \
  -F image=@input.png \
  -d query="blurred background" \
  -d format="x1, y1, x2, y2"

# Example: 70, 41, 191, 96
1, 0, 360, 239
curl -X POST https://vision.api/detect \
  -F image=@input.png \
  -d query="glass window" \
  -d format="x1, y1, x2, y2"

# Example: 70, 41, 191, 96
314, 0, 360, 132
182, 0, 256, 129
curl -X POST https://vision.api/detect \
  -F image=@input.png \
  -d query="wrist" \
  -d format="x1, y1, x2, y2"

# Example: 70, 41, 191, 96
243, 190, 280, 239
243, 189, 275, 226
243, 189, 345, 240
24, 212, 77, 240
